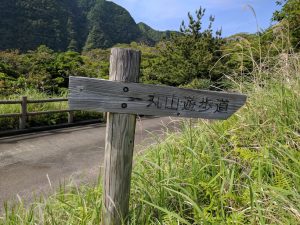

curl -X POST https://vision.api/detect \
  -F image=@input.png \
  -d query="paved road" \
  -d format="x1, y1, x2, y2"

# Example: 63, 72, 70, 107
0, 117, 180, 206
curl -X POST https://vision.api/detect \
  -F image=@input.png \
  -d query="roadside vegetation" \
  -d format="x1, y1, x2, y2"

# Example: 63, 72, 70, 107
1, 48, 299, 224
0, 0, 299, 224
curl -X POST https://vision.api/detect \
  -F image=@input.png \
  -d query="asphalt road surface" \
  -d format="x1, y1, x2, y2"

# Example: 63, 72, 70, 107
0, 116, 181, 206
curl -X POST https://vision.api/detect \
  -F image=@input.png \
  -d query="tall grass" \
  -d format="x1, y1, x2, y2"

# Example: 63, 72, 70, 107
128, 52, 299, 224
1, 54, 299, 224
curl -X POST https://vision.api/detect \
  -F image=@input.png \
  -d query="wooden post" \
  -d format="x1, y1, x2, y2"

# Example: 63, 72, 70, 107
19, 96, 27, 129
102, 48, 141, 225
68, 49, 247, 225
103, 112, 107, 123
68, 111, 74, 124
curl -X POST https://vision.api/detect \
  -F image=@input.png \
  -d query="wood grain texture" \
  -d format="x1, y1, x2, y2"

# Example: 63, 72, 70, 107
19, 96, 27, 129
69, 77, 247, 120
101, 48, 141, 225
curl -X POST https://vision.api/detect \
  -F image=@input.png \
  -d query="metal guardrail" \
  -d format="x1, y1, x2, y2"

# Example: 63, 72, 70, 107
0, 96, 76, 129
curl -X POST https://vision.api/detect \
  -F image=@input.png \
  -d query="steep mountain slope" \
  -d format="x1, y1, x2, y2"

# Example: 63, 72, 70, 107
0, 0, 77, 51
84, 0, 141, 50
0, 0, 173, 52
138, 22, 178, 44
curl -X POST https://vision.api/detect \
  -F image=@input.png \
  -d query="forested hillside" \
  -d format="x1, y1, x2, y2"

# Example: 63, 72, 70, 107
0, 0, 169, 51
137, 22, 179, 45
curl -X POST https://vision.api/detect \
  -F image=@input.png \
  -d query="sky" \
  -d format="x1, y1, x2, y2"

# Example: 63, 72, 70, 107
110, 0, 281, 37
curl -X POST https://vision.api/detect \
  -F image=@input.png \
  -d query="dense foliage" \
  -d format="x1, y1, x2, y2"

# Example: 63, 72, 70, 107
143, 8, 225, 88
0, 0, 86, 51
0, 0, 170, 52
84, 0, 141, 50
273, 0, 300, 49
0, 46, 112, 95
137, 23, 179, 45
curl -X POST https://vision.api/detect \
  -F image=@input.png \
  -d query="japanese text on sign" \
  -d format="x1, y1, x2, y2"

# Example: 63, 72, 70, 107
147, 95, 229, 113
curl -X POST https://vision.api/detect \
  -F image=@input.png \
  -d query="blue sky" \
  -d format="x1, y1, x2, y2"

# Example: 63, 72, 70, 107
110, 0, 281, 37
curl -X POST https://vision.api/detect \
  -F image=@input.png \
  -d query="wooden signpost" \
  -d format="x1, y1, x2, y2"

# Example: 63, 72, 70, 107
68, 48, 247, 225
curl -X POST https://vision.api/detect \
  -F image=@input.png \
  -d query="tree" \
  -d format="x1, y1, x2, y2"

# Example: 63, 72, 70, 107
144, 7, 224, 88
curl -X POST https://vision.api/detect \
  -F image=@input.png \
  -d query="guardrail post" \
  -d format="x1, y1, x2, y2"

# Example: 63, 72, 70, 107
68, 111, 74, 124
19, 96, 27, 129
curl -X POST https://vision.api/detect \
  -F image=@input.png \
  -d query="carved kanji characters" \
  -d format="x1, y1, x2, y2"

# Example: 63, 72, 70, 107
215, 99, 229, 113
147, 95, 162, 109
182, 96, 196, 111
198, 97, 213, 112
165, 95, 179, 110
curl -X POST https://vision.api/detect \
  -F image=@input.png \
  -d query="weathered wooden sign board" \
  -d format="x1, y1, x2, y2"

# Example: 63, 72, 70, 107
68, 48, 247, 225
69, 77, 246, 120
